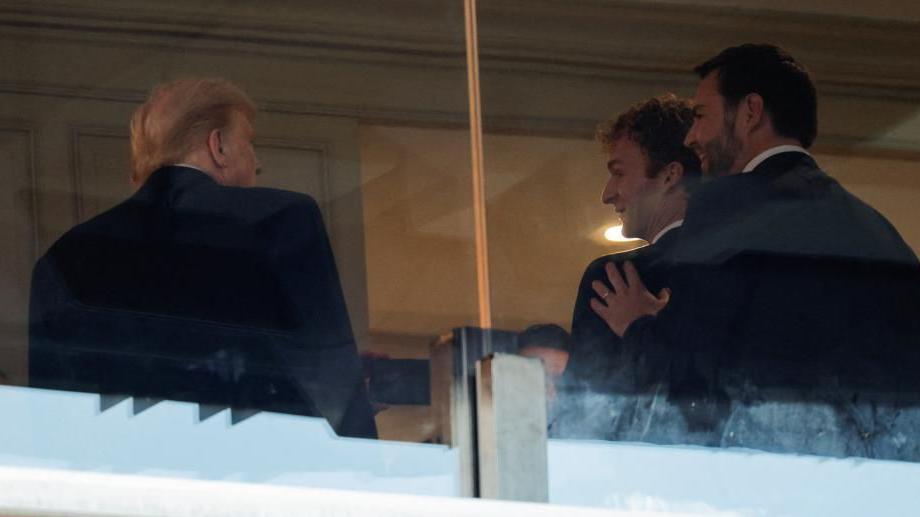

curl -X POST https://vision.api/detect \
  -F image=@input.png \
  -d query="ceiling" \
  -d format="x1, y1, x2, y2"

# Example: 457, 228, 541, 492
653, 0, 920, 23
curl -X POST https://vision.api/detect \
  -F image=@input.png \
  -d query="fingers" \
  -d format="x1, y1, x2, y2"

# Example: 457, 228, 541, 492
592, 262, 666, 336
591, 280, 611, 301
589, 297, 606, 317
622, 261, 646, 291
592, 297, 623, 336
605, 262, 628, 294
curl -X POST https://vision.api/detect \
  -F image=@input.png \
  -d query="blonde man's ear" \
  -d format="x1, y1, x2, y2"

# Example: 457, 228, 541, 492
207, 128, 226, 168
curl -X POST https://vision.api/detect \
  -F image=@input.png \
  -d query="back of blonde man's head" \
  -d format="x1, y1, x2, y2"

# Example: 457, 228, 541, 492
130, 78, 256, 186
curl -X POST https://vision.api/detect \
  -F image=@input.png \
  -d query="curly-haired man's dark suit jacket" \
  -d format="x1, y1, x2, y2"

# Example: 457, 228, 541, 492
624, 152, 920, 459
557, 227, 684, 441
29, 166, 377, 439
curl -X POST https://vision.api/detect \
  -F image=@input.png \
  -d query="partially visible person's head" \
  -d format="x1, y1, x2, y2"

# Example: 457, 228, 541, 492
684, 44, 817, 176
596, 94, 701, 240
517, 323, 572, 404
130, 78, 259, 187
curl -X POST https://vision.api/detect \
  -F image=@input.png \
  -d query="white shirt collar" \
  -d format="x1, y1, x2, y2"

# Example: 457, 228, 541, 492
741, 145, 810, 173
173, 163, 206, 173
650, 219, 683, 245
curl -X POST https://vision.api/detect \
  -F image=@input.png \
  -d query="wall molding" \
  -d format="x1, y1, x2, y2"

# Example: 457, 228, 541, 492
2, 0, 920, 151
0, 122, 39, 263
70, 125, 127, 223
0, 80, 470, 131
69, 128, 340, 222
3, 81, 917, 156
3, 0, 920, 101
254, 136, 333, 221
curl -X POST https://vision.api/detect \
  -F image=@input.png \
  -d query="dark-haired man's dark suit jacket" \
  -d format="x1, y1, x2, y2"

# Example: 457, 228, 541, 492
29, 166, 377, 439
557, 228, 683, 440
624, 151, 920, 459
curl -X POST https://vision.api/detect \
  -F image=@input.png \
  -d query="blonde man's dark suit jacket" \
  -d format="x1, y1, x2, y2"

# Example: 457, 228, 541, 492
30, 166, 377, 439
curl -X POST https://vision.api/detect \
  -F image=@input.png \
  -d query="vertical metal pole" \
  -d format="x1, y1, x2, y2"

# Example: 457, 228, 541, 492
476, 354, 548, 502
463, 0, 492, 329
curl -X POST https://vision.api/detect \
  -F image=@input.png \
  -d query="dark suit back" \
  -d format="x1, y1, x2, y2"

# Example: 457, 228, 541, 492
625, 152, 920, 458
30, 166, 377, 438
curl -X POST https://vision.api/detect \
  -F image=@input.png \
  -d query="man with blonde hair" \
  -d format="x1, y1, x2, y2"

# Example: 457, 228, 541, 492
30, 78, 377, 439
129, 78, 259, 187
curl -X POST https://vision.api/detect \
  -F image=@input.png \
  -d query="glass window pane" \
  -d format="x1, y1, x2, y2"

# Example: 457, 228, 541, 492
0, 0, 473, 495
476, 0, 920, 482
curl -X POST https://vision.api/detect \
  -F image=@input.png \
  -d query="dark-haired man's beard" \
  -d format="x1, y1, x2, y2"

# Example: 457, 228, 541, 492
702, 114, 743, 177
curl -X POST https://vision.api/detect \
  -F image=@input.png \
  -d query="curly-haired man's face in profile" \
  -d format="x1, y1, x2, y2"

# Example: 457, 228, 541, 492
602, 137, 672, 241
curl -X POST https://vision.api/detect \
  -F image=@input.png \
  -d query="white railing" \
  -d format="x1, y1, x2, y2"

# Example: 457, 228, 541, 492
0, 465, 670, 517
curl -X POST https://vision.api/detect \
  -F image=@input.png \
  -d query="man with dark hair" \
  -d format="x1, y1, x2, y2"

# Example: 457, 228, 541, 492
558, 94, 702, 440
517, 323, 572, 405
518, 323, 573, 434
29, 79, 377, 439
591, 44, 920, 459
692, 43, 817, 155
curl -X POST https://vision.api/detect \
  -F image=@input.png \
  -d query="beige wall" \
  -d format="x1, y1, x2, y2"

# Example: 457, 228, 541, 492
817, 152, 920, 253
483, 134, 636, 331
359, 125, 479, 336
359, 126, 644, 336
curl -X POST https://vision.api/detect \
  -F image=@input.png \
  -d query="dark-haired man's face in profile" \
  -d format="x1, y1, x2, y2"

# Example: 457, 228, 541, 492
684, 73, 743, 176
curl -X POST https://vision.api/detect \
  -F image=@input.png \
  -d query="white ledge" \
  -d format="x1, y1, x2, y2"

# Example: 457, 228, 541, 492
0, 465, 688, 517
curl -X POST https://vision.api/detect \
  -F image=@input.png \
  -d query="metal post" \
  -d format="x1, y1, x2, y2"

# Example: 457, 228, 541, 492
429, 328, 518, 497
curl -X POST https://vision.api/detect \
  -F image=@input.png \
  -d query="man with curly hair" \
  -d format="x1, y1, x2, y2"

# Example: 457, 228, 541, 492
558, 94, 702, 441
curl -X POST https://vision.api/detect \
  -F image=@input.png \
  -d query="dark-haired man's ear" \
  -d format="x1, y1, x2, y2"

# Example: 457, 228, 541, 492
742, 93, 766, 133
207, 128, 228, 169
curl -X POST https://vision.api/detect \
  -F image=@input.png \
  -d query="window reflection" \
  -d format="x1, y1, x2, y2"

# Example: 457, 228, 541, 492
0, 0, 474, 445
478, 5, 920, 463
1, 3, 920, 512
